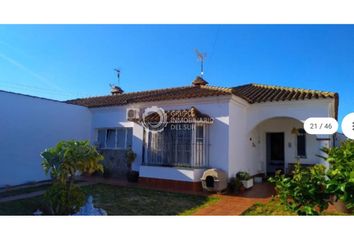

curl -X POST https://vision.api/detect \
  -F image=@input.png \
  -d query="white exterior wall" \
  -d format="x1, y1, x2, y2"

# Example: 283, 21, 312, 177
90, 96, 231, 181
0, 89, 336, 186
228, 98, 335, 177
0, 91, 91, 187
228, 97, 248, 178
90, 106, 143, 171
139, 166, 204, 182
249, 118, 320, 173
90, 96, 335, 181
246, 99, 334, 131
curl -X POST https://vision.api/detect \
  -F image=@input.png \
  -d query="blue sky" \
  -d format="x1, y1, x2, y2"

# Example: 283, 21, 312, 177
0, 25, 353, 124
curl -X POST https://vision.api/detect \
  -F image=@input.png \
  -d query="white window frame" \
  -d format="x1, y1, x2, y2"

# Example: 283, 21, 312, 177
296, 128, 307, 158
96, 127, 132, 150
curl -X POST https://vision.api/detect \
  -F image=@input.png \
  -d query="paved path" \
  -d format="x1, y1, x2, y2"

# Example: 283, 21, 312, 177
0, 190, 45, 203
193, 183, 275, 215
0, 182, 93, 203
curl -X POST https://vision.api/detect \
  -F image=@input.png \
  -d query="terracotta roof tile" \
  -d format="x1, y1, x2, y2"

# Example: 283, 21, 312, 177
144, 106, 213, 123
232, 83, 336, 103
66, 83, 337, 108
66, 85, 231, 108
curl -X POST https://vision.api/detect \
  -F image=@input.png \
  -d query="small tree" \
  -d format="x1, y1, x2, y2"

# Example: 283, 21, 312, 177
41, 140, 104, 215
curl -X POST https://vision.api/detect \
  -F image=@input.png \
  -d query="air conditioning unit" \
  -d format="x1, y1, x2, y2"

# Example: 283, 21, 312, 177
126, 108, 140, 121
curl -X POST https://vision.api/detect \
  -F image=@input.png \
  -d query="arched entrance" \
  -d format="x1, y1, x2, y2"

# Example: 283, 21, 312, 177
249, 116, 320, 175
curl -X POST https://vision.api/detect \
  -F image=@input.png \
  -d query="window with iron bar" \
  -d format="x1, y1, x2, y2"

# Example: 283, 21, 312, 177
145, 123, 209, 168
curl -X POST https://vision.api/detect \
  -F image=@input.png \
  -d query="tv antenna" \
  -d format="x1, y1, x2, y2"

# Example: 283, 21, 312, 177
114, 68, 121, 86
195, 49, 207, 77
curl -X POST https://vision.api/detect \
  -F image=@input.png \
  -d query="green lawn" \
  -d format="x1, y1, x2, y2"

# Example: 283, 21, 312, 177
0, 184, 219, 215
242, 199, 296, 216
242, 198, 348, 216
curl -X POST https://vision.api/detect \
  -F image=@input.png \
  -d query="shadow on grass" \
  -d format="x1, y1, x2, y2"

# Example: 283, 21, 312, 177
83, 184, 219, 215
0, 184, 219, 215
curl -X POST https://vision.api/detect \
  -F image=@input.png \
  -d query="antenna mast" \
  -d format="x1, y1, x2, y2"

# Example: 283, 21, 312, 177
195, 49, 207, 77
114, 68, 121, 86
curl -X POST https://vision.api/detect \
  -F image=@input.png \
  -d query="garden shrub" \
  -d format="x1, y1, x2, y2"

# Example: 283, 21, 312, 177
270, 163, 330, 215
321, 140, 354, 210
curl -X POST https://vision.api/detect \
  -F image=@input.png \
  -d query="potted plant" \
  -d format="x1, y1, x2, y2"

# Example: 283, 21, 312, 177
254, 173, 264, 183
235, 178, 245, 193
236, 171, 254, 189
227, 177, 236, 193
102, 165, 112, 178
126, 147, 138, 182
102, 158, 114, 178
127, 170, 139, 182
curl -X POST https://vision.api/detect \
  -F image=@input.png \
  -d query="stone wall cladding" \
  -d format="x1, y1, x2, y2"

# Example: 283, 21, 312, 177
98, 149, 128, 178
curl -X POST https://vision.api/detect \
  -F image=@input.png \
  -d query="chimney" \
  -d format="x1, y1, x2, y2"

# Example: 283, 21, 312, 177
111, 85, 124, 95
192, 76, 208, 86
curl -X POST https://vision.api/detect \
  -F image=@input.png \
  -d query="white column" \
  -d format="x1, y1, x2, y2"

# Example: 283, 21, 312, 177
316, 134, 331, 168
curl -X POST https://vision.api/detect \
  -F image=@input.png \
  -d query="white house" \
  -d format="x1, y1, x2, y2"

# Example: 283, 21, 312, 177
0, 76, 339, 190
66, 76, 339, 191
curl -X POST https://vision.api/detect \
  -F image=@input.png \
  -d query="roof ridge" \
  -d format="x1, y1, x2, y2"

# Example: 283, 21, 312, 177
67, 84, 235, 102
249, 83, 336, 95
66, 85, 196, 102
163, 106, 198, 112
201, 85, 233, 93
66, 82, 338, 108
123, 85, 194, 95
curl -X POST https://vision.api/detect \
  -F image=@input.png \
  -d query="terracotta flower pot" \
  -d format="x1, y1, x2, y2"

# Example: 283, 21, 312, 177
126, 170, 139, 182
333, 200, 352, 214
331, 196, 352, 214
